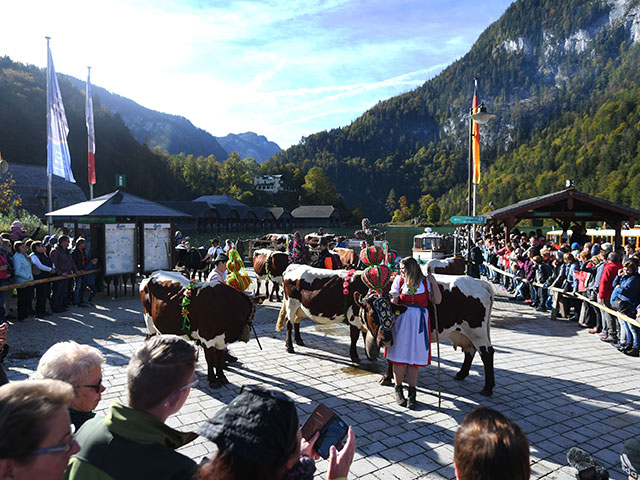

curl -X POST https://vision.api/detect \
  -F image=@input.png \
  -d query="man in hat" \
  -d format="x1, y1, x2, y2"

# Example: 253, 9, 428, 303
207, 254, 228, 283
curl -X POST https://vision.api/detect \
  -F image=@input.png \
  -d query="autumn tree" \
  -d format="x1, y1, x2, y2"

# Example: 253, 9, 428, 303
385, 189, 397, 216
427, 203, 442, 224
301, 166, 342, 205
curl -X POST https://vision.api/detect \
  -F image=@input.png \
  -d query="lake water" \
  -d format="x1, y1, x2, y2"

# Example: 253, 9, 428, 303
189, 225, 454, 258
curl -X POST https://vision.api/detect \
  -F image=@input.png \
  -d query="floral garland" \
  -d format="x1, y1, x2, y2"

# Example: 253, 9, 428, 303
181, 279, 196, 333
342, 269, 356, 295
287, 231, 309, 265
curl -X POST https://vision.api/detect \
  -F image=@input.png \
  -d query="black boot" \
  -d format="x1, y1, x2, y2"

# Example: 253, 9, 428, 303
394, 385, 406, 407
407, 386, 417, 410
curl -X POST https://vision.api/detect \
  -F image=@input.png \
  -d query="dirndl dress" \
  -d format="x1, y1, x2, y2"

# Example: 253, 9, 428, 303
384, 276, 431, 367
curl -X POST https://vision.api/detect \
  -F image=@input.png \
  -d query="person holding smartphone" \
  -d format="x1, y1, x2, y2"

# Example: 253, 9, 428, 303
386, 257, 442, 409
198, 386, 356, 480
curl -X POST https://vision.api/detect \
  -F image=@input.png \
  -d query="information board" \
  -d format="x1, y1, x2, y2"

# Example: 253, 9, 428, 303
104, 224, 136, 276
143, 223, 171, 272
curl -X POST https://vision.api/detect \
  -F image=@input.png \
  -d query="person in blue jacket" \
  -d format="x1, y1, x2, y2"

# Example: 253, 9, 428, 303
12, 241, 34, 321
612, 258, 640, 357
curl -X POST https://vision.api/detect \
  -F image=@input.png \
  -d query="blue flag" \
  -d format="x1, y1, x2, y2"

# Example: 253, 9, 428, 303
47, 45, 75, 183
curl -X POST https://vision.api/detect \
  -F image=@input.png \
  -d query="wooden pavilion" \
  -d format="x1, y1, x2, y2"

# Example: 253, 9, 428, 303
482, 188, 640, 247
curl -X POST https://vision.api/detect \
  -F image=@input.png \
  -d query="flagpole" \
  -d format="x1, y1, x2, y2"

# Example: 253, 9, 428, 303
46, 36, 52, 235
87, 66, 93, 200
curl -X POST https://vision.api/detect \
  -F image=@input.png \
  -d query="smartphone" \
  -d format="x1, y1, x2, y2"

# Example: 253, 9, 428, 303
576, 466, 599, 480
315, 415, 348, 459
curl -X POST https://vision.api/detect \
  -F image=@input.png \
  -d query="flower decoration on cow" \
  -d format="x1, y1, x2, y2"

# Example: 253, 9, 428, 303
287, 231, 310, 265
354, 218, 384, 247
356, 243, 392, 296
181, 279, 196, 332
226, 249, 251, 292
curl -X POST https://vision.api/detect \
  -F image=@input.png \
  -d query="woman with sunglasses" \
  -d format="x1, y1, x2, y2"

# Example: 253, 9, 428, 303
35, 341, 106, 430
0, 379, 80, 480
387, 257, 442, 409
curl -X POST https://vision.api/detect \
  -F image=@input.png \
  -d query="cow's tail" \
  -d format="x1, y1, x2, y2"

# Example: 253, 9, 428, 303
276, 302, 287, 332
485, 286, 494, 346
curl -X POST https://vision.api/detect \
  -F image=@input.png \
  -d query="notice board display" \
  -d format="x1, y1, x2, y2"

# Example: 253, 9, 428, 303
104, 224, 136, 276
143, 223, 171, 272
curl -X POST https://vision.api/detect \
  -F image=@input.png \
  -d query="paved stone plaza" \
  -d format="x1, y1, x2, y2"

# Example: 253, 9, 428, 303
4, 283, 639, 479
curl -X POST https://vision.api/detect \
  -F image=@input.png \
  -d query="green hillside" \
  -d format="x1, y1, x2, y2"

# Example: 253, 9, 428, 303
263, 0, 640, 221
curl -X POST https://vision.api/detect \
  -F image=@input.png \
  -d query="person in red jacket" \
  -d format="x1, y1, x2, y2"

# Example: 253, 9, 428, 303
599, 252, 623, 344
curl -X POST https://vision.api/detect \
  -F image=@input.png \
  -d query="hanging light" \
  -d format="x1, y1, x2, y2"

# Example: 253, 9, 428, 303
470, 103, 496, 125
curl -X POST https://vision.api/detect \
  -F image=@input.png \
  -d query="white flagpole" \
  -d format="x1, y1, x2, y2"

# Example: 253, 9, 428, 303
46, 36, 52, 235
87, 66, 94, 199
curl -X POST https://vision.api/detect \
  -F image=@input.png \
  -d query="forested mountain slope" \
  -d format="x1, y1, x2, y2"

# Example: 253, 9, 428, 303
264, 0, 640, 221
0, 56, 189, 200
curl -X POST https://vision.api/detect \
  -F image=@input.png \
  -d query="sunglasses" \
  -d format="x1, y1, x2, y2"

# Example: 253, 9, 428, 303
79, 379, 103, 393
179, 378, 200, 392
32, 425, 76, 456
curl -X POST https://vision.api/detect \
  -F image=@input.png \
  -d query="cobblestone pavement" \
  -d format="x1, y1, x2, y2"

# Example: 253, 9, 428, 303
4, 281, 639, 479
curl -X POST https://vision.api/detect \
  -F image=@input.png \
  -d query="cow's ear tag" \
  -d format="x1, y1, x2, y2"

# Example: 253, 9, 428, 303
393, 309, 402, 316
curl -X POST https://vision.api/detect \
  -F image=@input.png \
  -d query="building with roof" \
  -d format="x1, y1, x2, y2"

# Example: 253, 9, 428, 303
291, 205, 341, 227
253, 174, 283, 193
5, 162, 87, 218
483, 187, 640, 247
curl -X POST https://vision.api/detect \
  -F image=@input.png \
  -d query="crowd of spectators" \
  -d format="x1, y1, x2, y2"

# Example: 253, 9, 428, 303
474, 225, 640, 357
0, 229, 98, 324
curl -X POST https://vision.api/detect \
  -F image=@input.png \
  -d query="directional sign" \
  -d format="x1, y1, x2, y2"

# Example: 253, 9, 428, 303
449, 215, 486, 225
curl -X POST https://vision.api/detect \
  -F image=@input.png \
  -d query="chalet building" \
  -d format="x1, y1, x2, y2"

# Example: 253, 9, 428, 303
291, 205, 341, 227
5, 162, 86, 218
253, 174, 283, 193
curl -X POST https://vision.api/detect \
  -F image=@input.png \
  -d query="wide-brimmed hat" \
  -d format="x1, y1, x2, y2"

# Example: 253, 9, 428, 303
198, 385, 298, 464
213, 254, 228, 265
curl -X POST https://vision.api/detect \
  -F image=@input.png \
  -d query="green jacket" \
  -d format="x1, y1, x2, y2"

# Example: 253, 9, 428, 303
64, 402, 198, 480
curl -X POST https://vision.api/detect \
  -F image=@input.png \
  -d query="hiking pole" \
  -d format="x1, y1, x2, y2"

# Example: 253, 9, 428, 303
252, 324, 263, 350
432, 303, 442, 412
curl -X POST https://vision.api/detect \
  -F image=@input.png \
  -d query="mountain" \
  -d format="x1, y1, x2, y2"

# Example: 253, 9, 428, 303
215, 132, 281, 163
264, 0, 640, 221
66, 77, 229, 161
0, 56, 190, 201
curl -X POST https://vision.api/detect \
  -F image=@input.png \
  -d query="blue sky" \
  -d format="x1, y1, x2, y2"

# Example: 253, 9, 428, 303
0, 0, 513, 148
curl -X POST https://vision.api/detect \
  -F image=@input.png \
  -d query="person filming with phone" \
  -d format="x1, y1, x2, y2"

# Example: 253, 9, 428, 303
197, 385, 356, 480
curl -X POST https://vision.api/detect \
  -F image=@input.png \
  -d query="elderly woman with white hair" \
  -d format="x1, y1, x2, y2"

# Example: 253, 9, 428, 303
36, 341, 106, 430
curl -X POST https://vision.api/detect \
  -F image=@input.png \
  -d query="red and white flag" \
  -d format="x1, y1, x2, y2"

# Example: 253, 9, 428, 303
86, 68, 96, 185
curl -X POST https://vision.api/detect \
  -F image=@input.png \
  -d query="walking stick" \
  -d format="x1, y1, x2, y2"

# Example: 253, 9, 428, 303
432, 302, 442, 412
252, 324, 263, 350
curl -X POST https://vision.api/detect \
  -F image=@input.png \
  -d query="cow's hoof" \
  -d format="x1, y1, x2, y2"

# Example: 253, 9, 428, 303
218, 376, 229, 386
209, 380, 222, 389
350, 355, 361, 364
286, 345, 295, 354
479, 387, 493, 397
295, 338, 305, 347
454, 372, 468, 381
379, 376, 392, 386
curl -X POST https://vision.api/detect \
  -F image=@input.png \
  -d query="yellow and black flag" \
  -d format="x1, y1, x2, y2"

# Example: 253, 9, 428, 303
471, 80, 480, 185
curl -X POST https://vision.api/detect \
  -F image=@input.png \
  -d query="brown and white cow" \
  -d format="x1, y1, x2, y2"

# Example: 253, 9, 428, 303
140, 271, 254, 388
425, 255, 467, 275
355, 273, 495, 396
332, 247, 357, 269
253, 249, 290, 301
276, 264, 372, 362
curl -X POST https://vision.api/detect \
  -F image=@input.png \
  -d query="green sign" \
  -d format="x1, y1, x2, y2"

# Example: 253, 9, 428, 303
115, 174, 126, 188
449, 215, 486, 225
77, 216, 117, 223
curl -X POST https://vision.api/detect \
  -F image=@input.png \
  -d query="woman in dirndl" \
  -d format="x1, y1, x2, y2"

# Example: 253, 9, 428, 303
386, 257, 442, 409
